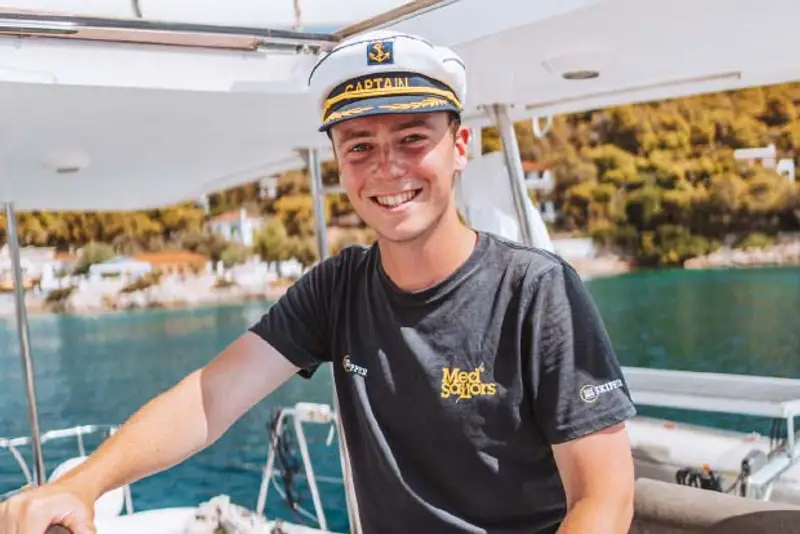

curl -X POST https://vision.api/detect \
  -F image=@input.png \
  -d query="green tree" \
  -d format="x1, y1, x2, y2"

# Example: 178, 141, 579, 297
253, 219, 291, 276
72, 242, 117, 275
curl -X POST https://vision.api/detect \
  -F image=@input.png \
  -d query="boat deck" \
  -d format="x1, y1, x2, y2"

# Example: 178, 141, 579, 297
94, 507, 331, 534
623, 366, 800, 420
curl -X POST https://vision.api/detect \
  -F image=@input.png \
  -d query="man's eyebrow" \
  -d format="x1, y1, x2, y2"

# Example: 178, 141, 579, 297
337, 118, 433, 142
391, 118, 431, 131
338, 129, 373, 143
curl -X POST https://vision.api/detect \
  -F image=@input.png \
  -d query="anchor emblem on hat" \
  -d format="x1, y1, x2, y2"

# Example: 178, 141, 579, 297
367, 40, 393, 65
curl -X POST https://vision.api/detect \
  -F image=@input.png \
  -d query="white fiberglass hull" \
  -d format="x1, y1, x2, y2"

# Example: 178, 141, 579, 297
629, 416, 800, 505
95, 507, 332, 534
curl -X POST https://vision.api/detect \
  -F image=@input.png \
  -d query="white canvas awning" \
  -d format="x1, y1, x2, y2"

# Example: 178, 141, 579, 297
380, 0, 800, 125
1, 0, 798, 212
0, 0, 416, 30
0, 80, 332, 211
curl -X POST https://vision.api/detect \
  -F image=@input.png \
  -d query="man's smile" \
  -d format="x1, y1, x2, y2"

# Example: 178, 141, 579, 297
370, 189, 422, 209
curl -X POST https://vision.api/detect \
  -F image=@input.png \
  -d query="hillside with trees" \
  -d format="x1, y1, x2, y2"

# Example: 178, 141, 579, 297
1, 82, 798, 269
499, 83, 800, 267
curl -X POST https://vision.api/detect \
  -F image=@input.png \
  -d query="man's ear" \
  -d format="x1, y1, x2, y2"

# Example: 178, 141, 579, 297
453, 125, 471, 172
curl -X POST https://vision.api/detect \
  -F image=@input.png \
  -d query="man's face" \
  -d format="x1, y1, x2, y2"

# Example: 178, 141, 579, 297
330, 112, 470, 244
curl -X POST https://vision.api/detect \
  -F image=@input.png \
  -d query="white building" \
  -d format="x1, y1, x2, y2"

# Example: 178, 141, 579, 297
733, 144, 796, 183
523, 161, 558, 224
205, 207, 266, 247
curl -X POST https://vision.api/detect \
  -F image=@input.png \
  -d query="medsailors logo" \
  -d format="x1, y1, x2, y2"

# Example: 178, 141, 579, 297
342, 355, 368, 377
441, 363, 497, 401
579, 379, 624, 404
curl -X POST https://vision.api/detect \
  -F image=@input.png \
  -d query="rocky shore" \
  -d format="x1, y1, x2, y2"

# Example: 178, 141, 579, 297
2, 276, 292, 317
684, 240, 800, 270
567, 255, 633, 280
2, 241, 796, 318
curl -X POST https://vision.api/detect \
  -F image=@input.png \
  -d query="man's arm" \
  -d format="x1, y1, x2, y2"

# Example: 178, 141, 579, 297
56, 246, 347, 500
59, 332, 299, 500
2, 252, 344, 534
525, 261, 637, 533
0, 333, 299, 534
552, 423, 635, 533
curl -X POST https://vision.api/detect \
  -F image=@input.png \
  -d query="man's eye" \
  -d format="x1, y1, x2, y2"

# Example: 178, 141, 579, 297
403, 134, 426, 143
349, 143, 370, 153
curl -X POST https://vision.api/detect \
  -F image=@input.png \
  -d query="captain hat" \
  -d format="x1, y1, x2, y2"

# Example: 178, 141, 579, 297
308, 30, 467, 132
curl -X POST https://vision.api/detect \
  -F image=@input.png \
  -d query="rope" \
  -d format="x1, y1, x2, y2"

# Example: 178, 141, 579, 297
183, 494, 268, 534
268, 411, 310, 525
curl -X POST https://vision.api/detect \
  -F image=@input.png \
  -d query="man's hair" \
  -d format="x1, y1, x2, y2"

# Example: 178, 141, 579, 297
447, 112, 462, 138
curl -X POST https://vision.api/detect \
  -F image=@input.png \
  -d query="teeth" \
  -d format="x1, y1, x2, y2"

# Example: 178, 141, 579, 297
375, 190, 416, 207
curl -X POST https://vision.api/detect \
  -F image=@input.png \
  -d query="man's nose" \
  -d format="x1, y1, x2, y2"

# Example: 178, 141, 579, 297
373, 145, 405, 180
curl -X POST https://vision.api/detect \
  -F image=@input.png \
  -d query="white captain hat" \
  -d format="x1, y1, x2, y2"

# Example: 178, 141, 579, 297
308, 30, 467, 132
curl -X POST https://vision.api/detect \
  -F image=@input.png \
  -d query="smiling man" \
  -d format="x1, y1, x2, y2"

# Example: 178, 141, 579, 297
1, 30, 636, 534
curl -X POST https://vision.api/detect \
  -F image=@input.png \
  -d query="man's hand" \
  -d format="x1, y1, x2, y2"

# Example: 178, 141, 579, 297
0, 480, 95, 534
552, 422, 635, 533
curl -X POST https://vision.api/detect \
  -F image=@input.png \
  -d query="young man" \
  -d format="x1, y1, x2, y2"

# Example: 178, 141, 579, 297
0, 30, 636, 534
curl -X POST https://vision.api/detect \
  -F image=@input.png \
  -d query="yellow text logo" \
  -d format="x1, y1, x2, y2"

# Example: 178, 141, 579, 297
441, 363, 497, 401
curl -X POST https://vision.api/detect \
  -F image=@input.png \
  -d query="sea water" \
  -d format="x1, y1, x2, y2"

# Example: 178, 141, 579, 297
1, 266, 798, 531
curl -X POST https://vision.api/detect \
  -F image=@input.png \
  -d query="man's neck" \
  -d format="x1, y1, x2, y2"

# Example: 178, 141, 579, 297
378, 213, 477, 293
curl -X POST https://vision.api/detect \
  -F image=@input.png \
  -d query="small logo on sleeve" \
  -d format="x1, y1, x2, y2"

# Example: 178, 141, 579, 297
579, 379, 624, 403
342, 355, 368, 377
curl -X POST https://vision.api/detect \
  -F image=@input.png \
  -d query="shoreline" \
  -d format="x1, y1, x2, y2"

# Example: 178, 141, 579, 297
683, 240, 800, 270
0, 280, 291, 319
2, 242, 798, 318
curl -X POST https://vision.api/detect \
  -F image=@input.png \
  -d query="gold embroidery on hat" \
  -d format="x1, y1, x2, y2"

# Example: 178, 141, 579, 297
322, 87, 460, 118
323, 105, 375, 125
344, 76, 409, 93
368, 41, 392, 64
378, 97, 450, 112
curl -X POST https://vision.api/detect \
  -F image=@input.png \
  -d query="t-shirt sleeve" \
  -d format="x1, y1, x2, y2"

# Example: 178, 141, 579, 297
527, 261, 636, 444
248, 253, 342, 379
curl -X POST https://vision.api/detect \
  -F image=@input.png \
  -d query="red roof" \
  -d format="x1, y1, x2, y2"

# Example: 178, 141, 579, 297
522, 160, 553, 172
133, 251, 209, 264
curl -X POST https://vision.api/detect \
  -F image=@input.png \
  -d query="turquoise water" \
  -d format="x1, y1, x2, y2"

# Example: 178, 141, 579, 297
1, 266, 799, 532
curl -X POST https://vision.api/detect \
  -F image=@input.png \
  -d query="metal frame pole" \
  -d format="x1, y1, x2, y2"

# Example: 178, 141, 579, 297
491, 104, 534, 247
3, 202, 46, 485
303, 148, 362, 533
305, 148, 329, 263
490, 104, 555, 252
0, 12, 339, 48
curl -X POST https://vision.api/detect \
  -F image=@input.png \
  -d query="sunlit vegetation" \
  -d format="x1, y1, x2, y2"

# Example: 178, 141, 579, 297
0, 84, 797, 269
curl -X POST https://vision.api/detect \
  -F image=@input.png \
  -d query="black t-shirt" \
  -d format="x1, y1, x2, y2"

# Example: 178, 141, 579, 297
249, 231, 636, 533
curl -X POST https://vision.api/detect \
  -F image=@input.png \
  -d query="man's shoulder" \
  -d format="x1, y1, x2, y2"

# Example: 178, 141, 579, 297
310, 242, 375, 273
329, 242, 375, 271
482, 231, 573, 283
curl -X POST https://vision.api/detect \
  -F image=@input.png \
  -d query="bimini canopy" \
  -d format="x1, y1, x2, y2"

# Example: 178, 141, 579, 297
0, 80, 331, 211
0, 0, 416, 31
1, 0, 798, 212
0, 2, 348, 212
377, 0, 800, 125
